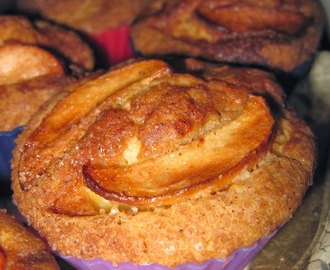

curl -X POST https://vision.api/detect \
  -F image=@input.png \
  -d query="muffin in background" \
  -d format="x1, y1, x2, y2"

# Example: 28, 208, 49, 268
0, 13, 97, 182
0, 43, 71, 182
0, 15, 95, 71
0, 43, 74, 132
131, 0, 324, 73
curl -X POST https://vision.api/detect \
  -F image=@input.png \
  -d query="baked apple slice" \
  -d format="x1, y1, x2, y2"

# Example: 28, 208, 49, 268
19, 60, 171, 189
0, 43, 64, 85
198, 4, 310, 34
83, 94, 274, 206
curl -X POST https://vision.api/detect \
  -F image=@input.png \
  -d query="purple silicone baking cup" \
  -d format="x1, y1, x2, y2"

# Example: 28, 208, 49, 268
59, 229, 278, 270
0, 126, 23, 181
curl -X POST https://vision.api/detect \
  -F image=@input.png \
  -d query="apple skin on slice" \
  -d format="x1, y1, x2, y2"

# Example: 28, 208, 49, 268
198, 4, 310, 35
0, 43, 64, 85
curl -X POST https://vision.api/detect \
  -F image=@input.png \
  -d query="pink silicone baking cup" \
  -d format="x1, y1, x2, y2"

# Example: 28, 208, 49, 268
59, 229, 278, 270
88, 26, 135, 68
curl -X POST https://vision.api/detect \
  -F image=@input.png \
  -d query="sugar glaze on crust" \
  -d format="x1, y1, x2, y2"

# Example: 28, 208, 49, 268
12, 59, 316, 267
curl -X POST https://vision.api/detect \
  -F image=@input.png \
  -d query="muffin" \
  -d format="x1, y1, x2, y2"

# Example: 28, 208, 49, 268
11, 58, 316, 269
0, 42, 76, 182
131, 0, 324, 72
0, 15, 95, 71
0, 14, 97, 129
0, 209, 59, 270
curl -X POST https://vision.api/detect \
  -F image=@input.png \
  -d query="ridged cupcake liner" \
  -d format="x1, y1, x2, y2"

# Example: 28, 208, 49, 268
88, 26, 135, 68
0, 126, 23, 182
59, 229, 278, 270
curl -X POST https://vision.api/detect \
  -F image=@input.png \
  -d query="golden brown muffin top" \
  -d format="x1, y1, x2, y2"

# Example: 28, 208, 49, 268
12, 59, 316, 267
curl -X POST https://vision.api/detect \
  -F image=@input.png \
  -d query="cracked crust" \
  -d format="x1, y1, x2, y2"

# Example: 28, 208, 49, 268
12, 59, 316, 267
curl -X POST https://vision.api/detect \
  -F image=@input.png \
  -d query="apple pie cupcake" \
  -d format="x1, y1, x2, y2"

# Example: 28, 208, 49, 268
12, 59, 316, 269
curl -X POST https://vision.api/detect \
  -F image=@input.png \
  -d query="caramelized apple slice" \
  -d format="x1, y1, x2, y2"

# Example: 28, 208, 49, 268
19, 60, 172, 189
0, 43, 64, 85
83, 95, 274, 206
198, 5, 310, 34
